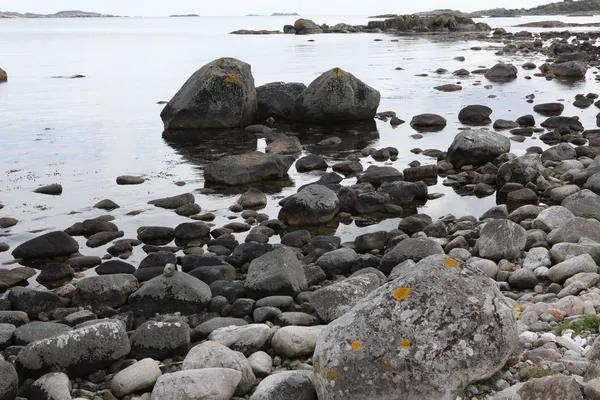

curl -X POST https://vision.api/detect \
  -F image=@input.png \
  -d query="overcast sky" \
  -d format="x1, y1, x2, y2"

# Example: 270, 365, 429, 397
2, 0, 554, 16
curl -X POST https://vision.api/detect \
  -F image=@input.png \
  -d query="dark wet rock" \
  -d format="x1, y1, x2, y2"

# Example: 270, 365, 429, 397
493, 119, 519, 130
175, 202, 202, 216
552, 60, 588, 78
281, 230, 311, 249
8, 287, 63, 318
189, 264, 236, 285
516, 114, 535, 127
313, 255, 517, 400
11, 231, 78, 261
0, 243, 8, 252
73, 274, 138, 309
497, 154, 543, 187
295, 154, 328, 172
34, 184, 63, 196
256, 81, 307, 120
133, 267, 164, 283
86, 230, 124, 248
458, 105, 492, 125
265, 136, 302, 154
0, 358, 18, 400
205, 151, 294, 186
562, 189, 600, 220
316, 248, 359, 277
12, 321, 71, 346
192, 318, 248, 341
380, 238, 444, 274
129, 270, 211, 317
161, 58, 256, 130
36, 263, 74, 286
0, 311, 29, 327
294, 18, 324, 34
410, 113, 447, 130
377, 181, 426, 205
574, 94, 594, 108
447, 129, 511, 167
131, 320, 190, 360
116, 175, 144, 185
245, 247, 307, 299
534, 102, 564, 116
357, 166, 403, 188
278, 185, 339, 226
507, 188, 538, 204
434, 84, 462, 92
485, 63, 517, 81
94, 199, 120, 210
15, 320, 131, 378
403, 164, 437, 182
541, 116, 584, 131
148, 193, 195, 209
137, 226, 175, 245
354, 231, 388, 254
81, 219, 118, 236
476, 219, 527, 261
332, 160, 363, 174
290, 68, 380, 122
398, 214, 433, 235
174, 222, 211, 241
236, 188, 268, 209
107, 240, 133, 256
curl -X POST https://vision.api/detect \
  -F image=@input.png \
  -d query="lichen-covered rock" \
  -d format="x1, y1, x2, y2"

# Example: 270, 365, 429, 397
161, 57, 257, 131
205, 151, 295, 186
313, 255, 518, 400
15, 320, 131, 378
257, 82, 307, 119
290, 68, 380, 122
447, 129, 511, 167
476, 219, 527, 261
278, 185, 339, 226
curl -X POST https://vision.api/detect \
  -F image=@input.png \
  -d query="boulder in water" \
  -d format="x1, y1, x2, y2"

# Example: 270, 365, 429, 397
205, 151, 294, 186
446, 129, 510, 167
256, 82, 306, 120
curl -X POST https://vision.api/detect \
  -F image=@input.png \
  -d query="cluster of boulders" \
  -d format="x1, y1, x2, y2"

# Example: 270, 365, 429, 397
160, 58, 381, 134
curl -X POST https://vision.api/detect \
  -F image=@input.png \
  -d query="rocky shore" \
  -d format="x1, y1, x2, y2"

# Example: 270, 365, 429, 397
5, 22, 600, 400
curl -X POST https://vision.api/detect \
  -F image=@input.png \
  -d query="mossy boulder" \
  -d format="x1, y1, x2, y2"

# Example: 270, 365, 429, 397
161, 58, 257, 131
290, 68, 380, 123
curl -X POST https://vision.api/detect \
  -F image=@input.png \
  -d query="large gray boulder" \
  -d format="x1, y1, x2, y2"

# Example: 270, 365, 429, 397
562, 189, 600, 221
205, 151, 294, 186
476, 219, 527, 261
497, 154, 544, 187
245, 247, 307, 298
532, 206, 575, 232
160, 57, 257, 131
183, 341, 255, 395
257, 82, 307, 120
15, 320, 131, 378
278, 185, 339, 226
250, 371, 317, 400
0, 358, 18, 400
547, 217, 600, 244
313, 255, 518, 400
8, 287, 63, 318
315, 248, 358, 277
485, 63, 518, 81
551, 61, 588, 78
546, 254, 597, 283
380, 238, 444, 274
11, 231, 79, 260
151, 368, 241, 400
290, 68, 380, 122
73, 274, 139, 309
447, 129, 510, 167
128, 270, 211, 317
310, 274, 381, 322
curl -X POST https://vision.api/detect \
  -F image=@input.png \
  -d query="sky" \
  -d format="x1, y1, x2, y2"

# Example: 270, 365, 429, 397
1, 0, 556, 16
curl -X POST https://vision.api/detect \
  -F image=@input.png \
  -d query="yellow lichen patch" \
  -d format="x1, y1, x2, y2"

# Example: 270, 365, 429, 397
351, 341, 362, 350
400, 339, 411, 350
326, 370, 342, 382
331, 68, 346, 78
393, 287, 411, 301
224, 75, 241, 84
217, 58, 224, 65
381, 360, 393, 371
444, 258, 459, 268
514, 305, 522, 312
313, 360, 322, 374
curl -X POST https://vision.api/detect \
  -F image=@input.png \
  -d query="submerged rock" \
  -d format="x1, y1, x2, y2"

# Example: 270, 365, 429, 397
205, 152, 294, 186
161, 57, 257, 131
290, 68, 380, 122
313, 255, 518, 400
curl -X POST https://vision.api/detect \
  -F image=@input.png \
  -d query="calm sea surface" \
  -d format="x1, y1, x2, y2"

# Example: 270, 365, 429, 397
1, 14, 600, 268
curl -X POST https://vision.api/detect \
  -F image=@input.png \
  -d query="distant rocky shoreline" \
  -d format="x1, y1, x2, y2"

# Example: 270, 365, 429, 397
0, 10, 117, 18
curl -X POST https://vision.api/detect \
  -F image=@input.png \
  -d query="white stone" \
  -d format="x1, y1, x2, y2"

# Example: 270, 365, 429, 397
247, 351, 272, 378
271, 326, 325, 358
111, 358, 162, 397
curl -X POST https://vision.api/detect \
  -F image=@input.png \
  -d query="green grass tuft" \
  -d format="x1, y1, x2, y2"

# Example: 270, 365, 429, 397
557, 315, 600, 335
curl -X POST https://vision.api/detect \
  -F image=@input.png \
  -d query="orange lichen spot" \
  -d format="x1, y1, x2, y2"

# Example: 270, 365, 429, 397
351, 341, 362, 350
217, 58, 224, 65
381, 359, 393, 371
314, 360, 322, 374
331, 68, 346, 78
400, 339, 411, 350
224, 75, 241, 84
326, 370, 341, 382
393, 287, 411, 301
444, 258, 459, 268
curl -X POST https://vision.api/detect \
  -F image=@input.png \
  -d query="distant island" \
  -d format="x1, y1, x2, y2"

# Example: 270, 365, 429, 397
169, 14, 200, 17
471, 0, 600, 17
271, 13, 299, 16
0, 10, 117, 18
